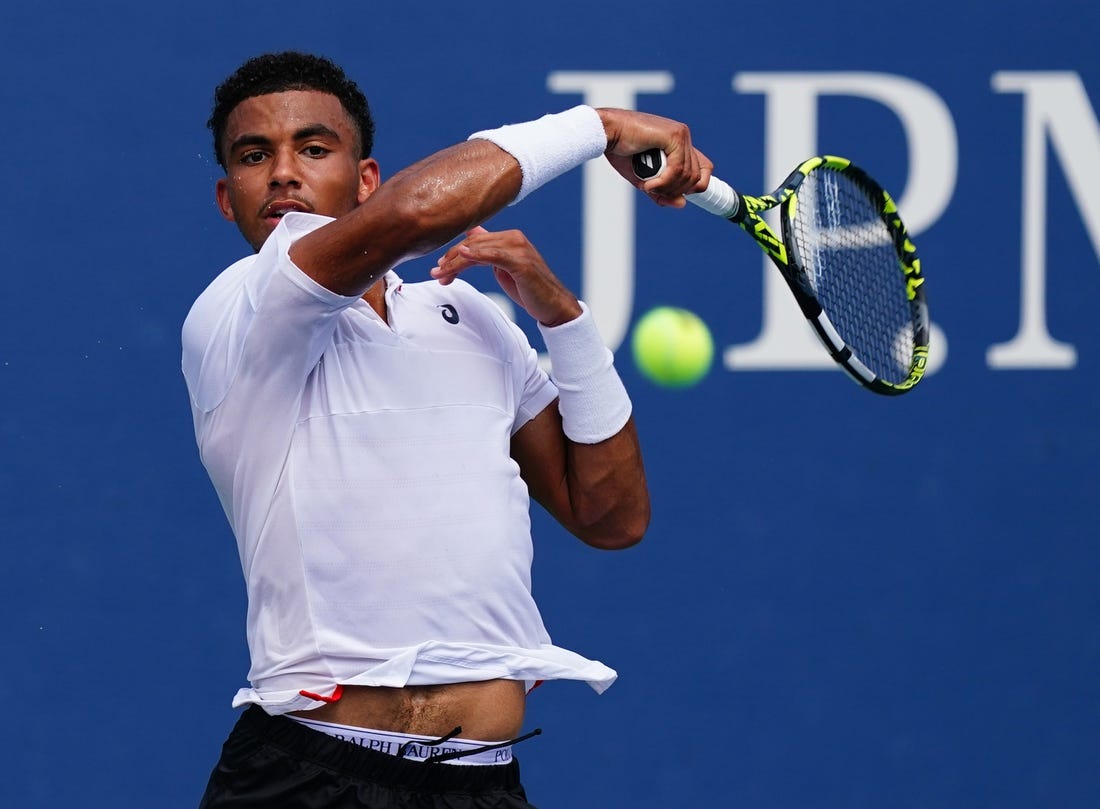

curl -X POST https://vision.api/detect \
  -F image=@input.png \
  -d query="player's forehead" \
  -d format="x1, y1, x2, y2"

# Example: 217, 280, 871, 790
223, 89, 356, 144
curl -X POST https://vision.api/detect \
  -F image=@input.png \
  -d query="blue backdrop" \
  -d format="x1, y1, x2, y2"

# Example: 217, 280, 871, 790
2, 2, 1097, 807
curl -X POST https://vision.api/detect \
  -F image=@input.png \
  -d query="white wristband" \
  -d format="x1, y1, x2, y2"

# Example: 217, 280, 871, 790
538, 303, 632, 444
469, 106, 607, 203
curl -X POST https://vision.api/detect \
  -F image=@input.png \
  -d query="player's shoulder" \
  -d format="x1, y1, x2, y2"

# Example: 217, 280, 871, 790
185, 256, 253, 321
181, 255, 255, 359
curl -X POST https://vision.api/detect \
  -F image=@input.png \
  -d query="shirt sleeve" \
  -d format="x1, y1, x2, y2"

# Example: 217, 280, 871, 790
182, 212, 359, 415
181, 213, 363, 518
508, 318, 559, 435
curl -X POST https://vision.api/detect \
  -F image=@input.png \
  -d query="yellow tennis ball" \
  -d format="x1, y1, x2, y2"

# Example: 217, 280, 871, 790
631, 306, 714, 388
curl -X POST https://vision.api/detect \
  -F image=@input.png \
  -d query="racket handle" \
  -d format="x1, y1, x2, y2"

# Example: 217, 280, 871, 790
632, 148, 740, 219
687, 176, 739, 218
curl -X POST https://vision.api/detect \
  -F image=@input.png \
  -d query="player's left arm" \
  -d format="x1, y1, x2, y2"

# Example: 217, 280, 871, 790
511, 403, 649, 550
433, 227, 650, 550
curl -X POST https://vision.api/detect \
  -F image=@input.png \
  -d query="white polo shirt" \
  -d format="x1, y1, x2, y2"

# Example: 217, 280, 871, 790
182, 213, 617, 714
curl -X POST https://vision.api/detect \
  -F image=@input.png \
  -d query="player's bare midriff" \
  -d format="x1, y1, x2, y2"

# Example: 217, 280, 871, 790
290, 679, 527, 741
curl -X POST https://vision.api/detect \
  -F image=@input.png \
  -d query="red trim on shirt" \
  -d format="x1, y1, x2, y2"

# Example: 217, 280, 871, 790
299, 684, 344, 703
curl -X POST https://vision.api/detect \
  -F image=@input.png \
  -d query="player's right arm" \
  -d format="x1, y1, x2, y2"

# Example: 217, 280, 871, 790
289, 108, 710, 297
289, 139, 521, 296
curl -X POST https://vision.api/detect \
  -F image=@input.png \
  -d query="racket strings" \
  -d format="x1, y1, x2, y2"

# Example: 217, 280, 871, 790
789, 170, 917, 383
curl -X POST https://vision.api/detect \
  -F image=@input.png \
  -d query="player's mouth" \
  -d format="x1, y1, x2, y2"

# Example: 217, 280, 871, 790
261, 198, 313, 226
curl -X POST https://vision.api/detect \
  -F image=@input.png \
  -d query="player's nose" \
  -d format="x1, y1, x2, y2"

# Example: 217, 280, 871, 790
268, 148, 301, 187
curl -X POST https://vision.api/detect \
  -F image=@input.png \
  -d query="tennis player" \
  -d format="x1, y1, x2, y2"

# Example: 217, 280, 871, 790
183, 51, 710, 808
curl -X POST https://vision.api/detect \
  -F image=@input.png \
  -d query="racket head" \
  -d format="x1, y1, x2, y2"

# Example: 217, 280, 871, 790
776, 156, 929, 395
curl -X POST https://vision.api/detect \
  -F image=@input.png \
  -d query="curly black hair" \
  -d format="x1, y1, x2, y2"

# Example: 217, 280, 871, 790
208, 51, 375, 169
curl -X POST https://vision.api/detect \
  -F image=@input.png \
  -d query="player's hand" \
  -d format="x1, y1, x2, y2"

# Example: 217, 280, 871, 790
431, 227, 582, 327
597, 108, 712, 207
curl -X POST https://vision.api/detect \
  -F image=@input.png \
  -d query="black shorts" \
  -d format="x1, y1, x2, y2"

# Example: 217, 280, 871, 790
198, 705, 539, 809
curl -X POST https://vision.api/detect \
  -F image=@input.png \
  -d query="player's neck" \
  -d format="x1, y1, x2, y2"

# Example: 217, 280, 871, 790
363, 280, 387, 322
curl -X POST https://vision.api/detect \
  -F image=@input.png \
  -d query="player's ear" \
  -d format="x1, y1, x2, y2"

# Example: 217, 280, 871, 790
357, 158, 381, 204
215, 178, 236, 223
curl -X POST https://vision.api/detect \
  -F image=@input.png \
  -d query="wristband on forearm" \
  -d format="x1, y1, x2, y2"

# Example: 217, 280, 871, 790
537, 303, 632, 444
468, 105, 607, 203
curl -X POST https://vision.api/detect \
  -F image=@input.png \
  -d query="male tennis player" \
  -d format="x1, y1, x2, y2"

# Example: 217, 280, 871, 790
183, 51, 710, 808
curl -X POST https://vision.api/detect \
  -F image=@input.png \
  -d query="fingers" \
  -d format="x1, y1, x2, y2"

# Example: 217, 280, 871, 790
641, 147, 713, 207
606, 148, 712, 207
430, 227, 486, 285
457, 228, 538, 271
638, 145, 713, 202
430, 227, 534, 285
598, 108, 714, 207
430, 227, 580, 325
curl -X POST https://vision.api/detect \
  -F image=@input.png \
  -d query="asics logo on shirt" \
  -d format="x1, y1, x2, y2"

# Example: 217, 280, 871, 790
438, 304, 460, 324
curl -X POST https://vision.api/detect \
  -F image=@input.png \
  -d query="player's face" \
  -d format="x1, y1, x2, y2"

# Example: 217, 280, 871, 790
215, 90, 379, 251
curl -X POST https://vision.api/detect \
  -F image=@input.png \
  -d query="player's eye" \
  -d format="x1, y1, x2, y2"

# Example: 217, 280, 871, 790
303, 145, 330, 158
240, 150, 267, 165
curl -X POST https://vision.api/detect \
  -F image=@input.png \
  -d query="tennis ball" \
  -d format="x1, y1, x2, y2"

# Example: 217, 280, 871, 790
631, 306, 714, 388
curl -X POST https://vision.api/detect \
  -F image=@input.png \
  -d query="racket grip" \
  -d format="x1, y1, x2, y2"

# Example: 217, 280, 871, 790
631, 148, 740, 218
686, 176, 739, 218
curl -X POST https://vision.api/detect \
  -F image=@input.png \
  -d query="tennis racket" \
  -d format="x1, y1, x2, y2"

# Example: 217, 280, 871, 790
633, 149, 929, 395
